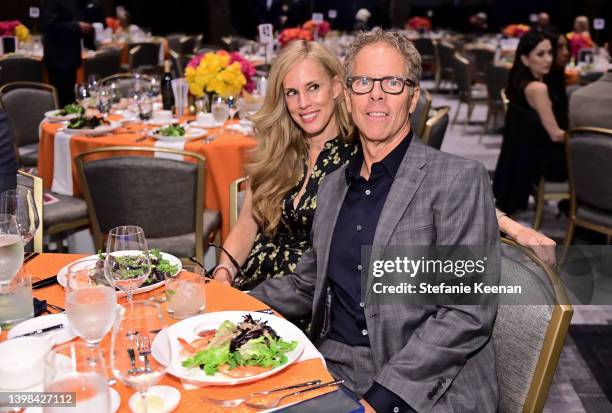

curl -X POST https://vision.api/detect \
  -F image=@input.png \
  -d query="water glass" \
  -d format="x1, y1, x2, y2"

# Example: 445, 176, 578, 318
0, 214, 23, 283
104, 226, 151, 303
44, 342, 111, 413
0, 187, 40, 246
211, 95, 229, 124
65, 258, 116, 347
164, 265, 206, 319
0, 267, 33, 329
111, 300, 168, 413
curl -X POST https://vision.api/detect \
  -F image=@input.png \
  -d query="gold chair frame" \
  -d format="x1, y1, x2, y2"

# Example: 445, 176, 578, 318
16, 170, 43, 253
421, 106, 450, 147
75, 146, 206, 263
413, 88, 432, 137
229, 176, 248, 228
500, 237, 573, 413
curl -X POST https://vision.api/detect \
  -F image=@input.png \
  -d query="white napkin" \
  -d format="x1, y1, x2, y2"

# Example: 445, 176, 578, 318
51, 129, 74, 196
179, 330, 325, 390
154, 140, 185, 161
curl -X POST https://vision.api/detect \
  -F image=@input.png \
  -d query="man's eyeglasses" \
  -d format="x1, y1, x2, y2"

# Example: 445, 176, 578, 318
346, 76, 416, 95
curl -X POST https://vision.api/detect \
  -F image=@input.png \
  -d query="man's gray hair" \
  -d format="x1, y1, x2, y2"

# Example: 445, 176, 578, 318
344, 28, 422, 85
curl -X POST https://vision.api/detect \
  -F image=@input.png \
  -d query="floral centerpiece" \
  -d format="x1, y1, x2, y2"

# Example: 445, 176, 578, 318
105, 17, 120, 32
502, 24, 530, 38
185, 50, 256, 98
279, 19, 331, 47
406, 16, 432, 31
0, 20, 30, 42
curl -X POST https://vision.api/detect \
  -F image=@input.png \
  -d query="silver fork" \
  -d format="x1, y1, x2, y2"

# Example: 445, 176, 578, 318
201, 379, 322, 408
137, 335, 152, 373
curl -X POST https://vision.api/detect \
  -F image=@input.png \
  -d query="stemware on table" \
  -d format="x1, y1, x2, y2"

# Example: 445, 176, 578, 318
0, 187, 40, 247
111, 300, 168, 413
0, 214, 24, 283
65, 258, 117, 347
104, 225, 151, 303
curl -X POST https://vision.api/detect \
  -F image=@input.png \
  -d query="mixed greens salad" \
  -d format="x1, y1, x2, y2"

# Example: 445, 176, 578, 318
98, 248, 179, 287
68, 115, 109, 129
156, 124, 185, 137
59, 103, 85, 116
181, 315, 298, 375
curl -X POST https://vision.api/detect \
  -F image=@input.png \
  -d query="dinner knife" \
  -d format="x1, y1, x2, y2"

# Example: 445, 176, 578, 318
12, 323, 64, 339
32, 275, 58, 289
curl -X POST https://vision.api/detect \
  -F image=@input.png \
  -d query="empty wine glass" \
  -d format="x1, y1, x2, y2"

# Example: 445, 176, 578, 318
45, 342, 111, 413
148, 76, 161, 98
104, 226, 151, 303
75, 84, 89, 106
0, 214, 23, 284
0, 187, 40, 247
111, 300, 169, 413
65, 258, 117, 347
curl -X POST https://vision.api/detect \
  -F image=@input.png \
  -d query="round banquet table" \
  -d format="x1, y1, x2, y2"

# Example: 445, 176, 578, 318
37, 118, 257, 242
0, 253, 334, 412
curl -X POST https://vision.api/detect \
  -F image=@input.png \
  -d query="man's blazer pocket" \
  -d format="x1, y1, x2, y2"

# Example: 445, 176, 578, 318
389, 214, 435, 244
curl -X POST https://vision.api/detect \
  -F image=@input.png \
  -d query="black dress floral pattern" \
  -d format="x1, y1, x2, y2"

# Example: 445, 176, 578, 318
240, 136, 357, 290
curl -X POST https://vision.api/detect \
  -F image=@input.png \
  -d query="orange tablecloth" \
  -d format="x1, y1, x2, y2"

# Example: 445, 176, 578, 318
0, 254, 334, 412
38, 120, 256, 241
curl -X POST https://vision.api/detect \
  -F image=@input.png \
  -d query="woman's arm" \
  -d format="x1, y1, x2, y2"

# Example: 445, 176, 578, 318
213, 184, 259, 284
524, 81, 565, 143
496, 209, 556, 265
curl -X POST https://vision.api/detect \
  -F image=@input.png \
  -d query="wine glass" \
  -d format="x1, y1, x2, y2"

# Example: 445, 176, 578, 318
211, 95, 229, 125
97, 86, 112, 115
194, 95, 209, 114
104, 225, 151, 303
148, 76, 161, 98
0, 214, 24, 284
111, 300, 168, 413
44, 342, 111, 413
75, 84, 89, 107
0, 188, 39, 247
65, 258, 117, 347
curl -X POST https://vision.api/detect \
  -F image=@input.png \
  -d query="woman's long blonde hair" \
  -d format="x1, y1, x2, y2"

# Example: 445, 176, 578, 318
248, 40, 353, 236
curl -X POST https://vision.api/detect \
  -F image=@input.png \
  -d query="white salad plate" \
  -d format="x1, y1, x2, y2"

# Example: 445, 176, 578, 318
44, 109, 80, 122
64, 121, 121, 136
56, 251, 181, 297
151, 311, 305, 386
149, 126, 207, 142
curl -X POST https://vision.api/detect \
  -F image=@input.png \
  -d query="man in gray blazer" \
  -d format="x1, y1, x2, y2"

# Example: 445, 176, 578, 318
569, 37, 612, 129
251, 29, 500, 413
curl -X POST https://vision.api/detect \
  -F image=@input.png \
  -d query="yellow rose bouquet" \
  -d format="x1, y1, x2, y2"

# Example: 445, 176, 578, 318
185, 50, 255, 98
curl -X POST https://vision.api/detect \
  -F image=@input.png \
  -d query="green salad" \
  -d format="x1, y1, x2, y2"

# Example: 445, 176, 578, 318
158, 124, 185, 137
181, 315, 298, 375
98, 248, 179, 286
60, 103, 85, 116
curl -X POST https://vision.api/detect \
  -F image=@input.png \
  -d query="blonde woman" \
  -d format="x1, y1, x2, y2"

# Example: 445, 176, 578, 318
213, 40, 357, 289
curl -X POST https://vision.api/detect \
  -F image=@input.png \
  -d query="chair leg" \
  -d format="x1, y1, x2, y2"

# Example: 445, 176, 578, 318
564, 220, 576, 246
533, 194, 544, 230
480, 105, 492, 144
464, 102, 474, 134
452, 102, 462, 125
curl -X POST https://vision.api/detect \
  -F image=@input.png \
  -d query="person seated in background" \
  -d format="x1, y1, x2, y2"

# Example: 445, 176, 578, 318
569, 34, 612, 130
251, 28, 500, 413
567, 16, 594, 61
493, 31, 566, 216
0, 110, 18, 194
534, 12, 552, 33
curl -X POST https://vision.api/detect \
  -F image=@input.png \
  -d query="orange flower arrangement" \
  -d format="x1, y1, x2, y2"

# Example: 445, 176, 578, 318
502, 24, 530, 38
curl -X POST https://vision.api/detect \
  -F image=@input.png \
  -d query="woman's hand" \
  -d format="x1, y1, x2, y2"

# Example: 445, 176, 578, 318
213, 267, 233, 285
514, 227, 557, 266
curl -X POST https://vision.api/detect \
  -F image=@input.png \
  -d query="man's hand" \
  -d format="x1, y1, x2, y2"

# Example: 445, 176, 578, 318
78, 22, 93, 34
360, 399, 377, 413
514, 227, 557, 266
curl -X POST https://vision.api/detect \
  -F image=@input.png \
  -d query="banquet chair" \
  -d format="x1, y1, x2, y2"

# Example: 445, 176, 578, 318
495, 238, 573, 413
434, 41, 456, 92
179, 35, 202, 55
563, 127, 612, 245
75, 147, 221, 264
0, 56, 44, 87
480, 65, 510, 142
421, 106, 450, 150
128, 42, 161, 72
229, 176, 248, 228
451, 54, 487, 133
411, 89, 432, 138
469, 47, 495, 83
83, 48, 122, 80
413, 37, 436, 77
15, 170, 43, 253
168, 51, 184, 78
100, 73, 153, 99
0, 82, 58, 167
166, 33, 185, 53
532, 177, 569, 231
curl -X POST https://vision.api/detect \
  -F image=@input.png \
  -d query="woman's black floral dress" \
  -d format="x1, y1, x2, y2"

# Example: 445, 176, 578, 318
241, 137, 357, 290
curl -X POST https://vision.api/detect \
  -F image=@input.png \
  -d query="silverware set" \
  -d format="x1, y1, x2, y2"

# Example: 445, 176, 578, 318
201, 378, 344, 409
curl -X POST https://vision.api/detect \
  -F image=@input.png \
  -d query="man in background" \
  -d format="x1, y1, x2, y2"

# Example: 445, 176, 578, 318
40, 0, 93, 106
